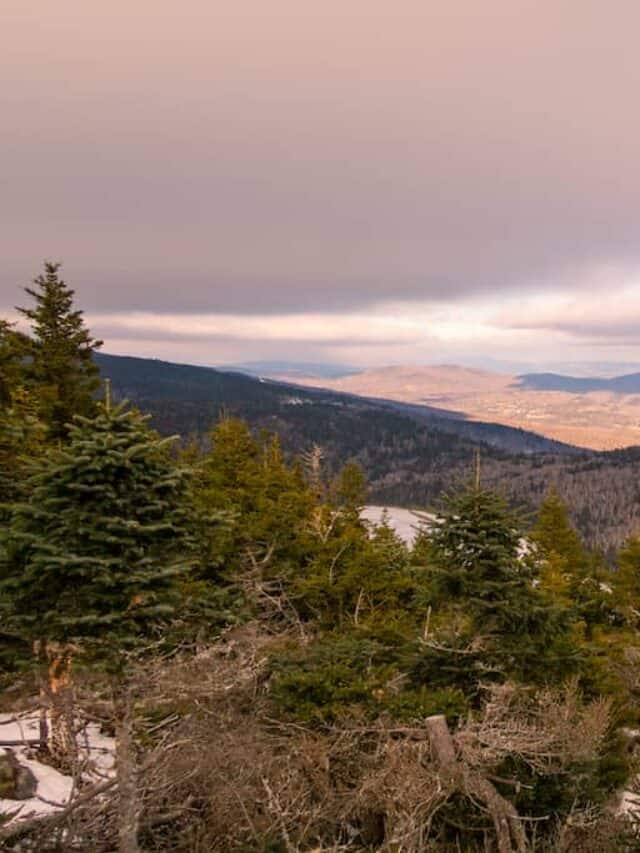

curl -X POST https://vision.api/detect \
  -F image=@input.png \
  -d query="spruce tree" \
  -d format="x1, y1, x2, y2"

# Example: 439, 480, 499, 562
194, 417, 314, 579
614, 536, 640, 627
17, 261, 103, 438
0, 319, 28, 406
1, 398, 193, 852
333, 461, 368, 524
533, 488, 612, 635
0, 388, 44, 507
0, 321, 44, 507
532, 487, 588, 571
422, 485, 577, 685
1, 399, 192, 663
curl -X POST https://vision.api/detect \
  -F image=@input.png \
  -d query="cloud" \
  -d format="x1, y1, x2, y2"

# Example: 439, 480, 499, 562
84, 310, 427, 348
491, 272, 640, 344
3, 0, 640, 330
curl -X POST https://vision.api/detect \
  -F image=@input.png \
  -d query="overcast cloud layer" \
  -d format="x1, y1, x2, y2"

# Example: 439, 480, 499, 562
3, 1, 640, 369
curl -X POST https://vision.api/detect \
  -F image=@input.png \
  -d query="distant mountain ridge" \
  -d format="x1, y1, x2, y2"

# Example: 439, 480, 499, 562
94, 353, 577, 456
282, 364, 640, 450
517, 372, 640, 393
224, 360, 359, 379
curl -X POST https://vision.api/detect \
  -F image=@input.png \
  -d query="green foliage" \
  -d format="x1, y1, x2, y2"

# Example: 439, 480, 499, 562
1, 401, 192, 668
0, 347, 635, 846
193, 418, 315, 580
531, 489, 617, 636
532, 487, 589, 571
17, 261, 103, 438
270, 635, 388, 721
616, 535, 640, 622
269, 631, 468, 724
0, 320, 46, 509
0, 388, 45, 508
332, 460, 367, 519
424, 485, 580, 687
382, 685, 469, 723
0, 320, 28, 406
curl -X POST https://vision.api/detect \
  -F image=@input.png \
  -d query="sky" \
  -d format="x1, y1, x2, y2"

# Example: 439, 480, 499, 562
3, 1, 640, 373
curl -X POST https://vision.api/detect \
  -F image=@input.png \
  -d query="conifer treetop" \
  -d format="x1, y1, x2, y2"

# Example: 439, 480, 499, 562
17, 261, 103, 437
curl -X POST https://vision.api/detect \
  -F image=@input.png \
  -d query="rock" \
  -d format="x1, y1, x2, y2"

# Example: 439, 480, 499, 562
0, 749, 37, 800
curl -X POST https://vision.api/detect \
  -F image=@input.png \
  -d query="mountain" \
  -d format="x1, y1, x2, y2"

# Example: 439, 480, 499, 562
283, 364, 640, 451
224, 360, 359, 379
95, 353, 574, 455
95, 352, 640, 551
518, 372, 640, 393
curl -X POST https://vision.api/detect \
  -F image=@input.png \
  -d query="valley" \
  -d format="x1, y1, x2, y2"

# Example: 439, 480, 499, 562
275, 365, 640, 451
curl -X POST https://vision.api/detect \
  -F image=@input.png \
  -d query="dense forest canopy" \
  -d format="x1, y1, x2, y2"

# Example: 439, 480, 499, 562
2, 265, 640, 851
96, 351, 640, 554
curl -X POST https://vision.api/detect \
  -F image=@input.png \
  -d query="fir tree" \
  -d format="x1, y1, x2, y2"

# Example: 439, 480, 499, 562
1, 398, 193, 852
533, 488, 612, 636
0, 321, 44, 507
532, 487, 588, 571
0, 319, 28, 406
0, 388, 45, 507
1, 399, 192, 663
333, 461, 368, 523
422, 485, 578, 685
614, 535, 640, 629
17, 261, 103, 438
194, 417, 314, 579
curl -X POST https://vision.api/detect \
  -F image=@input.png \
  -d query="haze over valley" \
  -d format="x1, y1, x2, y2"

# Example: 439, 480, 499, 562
271, 363, 640, 451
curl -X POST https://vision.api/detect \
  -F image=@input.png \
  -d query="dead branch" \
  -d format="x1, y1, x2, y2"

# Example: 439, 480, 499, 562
0, 777, 116, 845
426, 714, 528, 853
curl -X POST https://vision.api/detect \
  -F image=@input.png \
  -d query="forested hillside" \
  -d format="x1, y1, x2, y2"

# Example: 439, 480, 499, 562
4, 265, 640, 852
97, 352, 640, 551
95, 352, 576, 454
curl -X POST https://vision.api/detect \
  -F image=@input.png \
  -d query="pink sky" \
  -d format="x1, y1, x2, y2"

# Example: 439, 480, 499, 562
3, 1, 640, 369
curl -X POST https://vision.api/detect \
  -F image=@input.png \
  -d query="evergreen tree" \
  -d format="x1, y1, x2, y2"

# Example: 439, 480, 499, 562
194, 417, 314, 579
0, 321, 44, 507
17, 262, 103, 438
421, 485, 578, 686
533, 488, 613, 636
0, 388, 44, 507
532, 487, 588, 571
0, 319, 28, 406
1, 400, 191, 663
333, 461, 367, 523
613, 535, 640, 630
1, 398, 194, 852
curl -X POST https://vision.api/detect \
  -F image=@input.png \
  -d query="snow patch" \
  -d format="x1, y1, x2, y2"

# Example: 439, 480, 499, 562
0, 711, 115, 825
362, 505, 433, 546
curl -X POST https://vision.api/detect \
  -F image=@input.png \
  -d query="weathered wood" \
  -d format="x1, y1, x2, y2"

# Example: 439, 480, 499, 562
425, 714, 457, 767
425, 714, 528, 853
114, 684, 141, 853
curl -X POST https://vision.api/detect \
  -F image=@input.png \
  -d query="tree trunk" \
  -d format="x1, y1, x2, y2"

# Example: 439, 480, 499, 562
49, 651, 77, 773
113, 682, 141, 853
36, 639, 50, 749
426, 715, 527, 853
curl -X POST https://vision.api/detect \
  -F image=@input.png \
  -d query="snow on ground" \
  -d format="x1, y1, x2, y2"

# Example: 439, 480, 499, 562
618, 786, 640, 817
362, 505, 434, 546
0, 711, 115, 823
